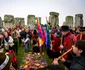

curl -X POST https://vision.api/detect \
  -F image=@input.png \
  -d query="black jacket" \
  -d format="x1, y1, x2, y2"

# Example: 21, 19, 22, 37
69, 55, 85, 70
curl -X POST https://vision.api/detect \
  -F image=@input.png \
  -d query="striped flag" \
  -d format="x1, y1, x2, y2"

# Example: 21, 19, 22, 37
37, 19, 45, 46
46, 18, 51, 49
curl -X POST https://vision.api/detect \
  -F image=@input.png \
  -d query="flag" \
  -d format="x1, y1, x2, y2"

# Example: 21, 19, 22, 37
37, 19, 45, 46
46, 18, 51, 49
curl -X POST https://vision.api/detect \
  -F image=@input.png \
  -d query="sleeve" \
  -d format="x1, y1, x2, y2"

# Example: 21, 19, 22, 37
63, 60, 71, 68
24, 38, 30, 43
8, 36, 14, 43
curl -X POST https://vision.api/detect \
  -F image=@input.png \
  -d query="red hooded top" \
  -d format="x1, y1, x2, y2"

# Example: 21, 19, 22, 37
61, 32, 77, 60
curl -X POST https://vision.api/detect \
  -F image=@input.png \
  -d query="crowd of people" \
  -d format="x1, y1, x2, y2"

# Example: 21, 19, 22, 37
0, 23, 85, 70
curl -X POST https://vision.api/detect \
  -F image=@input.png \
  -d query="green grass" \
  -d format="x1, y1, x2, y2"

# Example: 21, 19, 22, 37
16, 45, 25, 70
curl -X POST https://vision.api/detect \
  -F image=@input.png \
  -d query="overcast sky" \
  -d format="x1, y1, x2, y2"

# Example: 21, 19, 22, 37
0, 0, 85, 26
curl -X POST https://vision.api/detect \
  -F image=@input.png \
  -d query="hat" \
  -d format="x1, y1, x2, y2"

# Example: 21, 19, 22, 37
79, 27, 85, 31
28, 26, 30, 29
61, 26, 70, 31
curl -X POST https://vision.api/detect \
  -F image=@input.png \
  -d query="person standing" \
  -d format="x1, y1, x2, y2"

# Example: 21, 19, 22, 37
53, 40, 85, 70
24, 29, 30, 52
53, 26, 77, 69
59, 26, 77, 60
11, 28, 18, 55
0, 33, 13, 70
77, 27, 85, 40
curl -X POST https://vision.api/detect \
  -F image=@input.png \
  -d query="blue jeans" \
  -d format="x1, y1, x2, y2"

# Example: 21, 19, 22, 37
25, 42, 30, 52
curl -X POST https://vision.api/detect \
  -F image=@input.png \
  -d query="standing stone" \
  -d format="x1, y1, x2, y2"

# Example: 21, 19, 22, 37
0, 17, 3, 27
4, 15, 14, 28
14, 17, 25, 26
75, 14, 83, 27
27, 15, 36, 29
65, 16, 73, 28
49, 12, 59, 27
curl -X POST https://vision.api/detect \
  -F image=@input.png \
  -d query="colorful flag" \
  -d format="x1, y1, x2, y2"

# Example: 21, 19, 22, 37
46, 18, 51, 49
37, 19, 45, 46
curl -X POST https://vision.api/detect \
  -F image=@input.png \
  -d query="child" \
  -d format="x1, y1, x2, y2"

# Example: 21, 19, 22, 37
24, 34, 30, 52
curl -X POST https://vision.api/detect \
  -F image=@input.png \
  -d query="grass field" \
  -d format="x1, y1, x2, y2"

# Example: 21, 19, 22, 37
16, 45, 25, 70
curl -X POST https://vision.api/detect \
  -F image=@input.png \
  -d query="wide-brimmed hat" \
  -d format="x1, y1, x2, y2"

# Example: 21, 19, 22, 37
61, 26, 70, 31
79, 27, 85, 31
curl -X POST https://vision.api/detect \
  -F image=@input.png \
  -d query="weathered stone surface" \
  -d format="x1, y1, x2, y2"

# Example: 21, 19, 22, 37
14, 17, 25, 26
49, 12, 59, 16
65, 16, 73, 27
75, 14, 83, 27
49, 12, 59, 27
4, 15, 14, 28
0, 17, 3, 27
27, 15, 36, 29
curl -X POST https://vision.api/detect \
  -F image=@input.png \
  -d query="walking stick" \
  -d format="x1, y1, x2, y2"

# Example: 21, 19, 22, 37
56, 48, 72, 61
80, 34, 82, 40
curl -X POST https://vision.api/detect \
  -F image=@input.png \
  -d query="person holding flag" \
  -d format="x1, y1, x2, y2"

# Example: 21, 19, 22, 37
46, 17, 61, 59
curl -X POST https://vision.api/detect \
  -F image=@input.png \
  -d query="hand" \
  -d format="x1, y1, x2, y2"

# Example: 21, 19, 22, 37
59, 45, 64, 49
52, 58, 59, 65
60, 57, 66, 62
